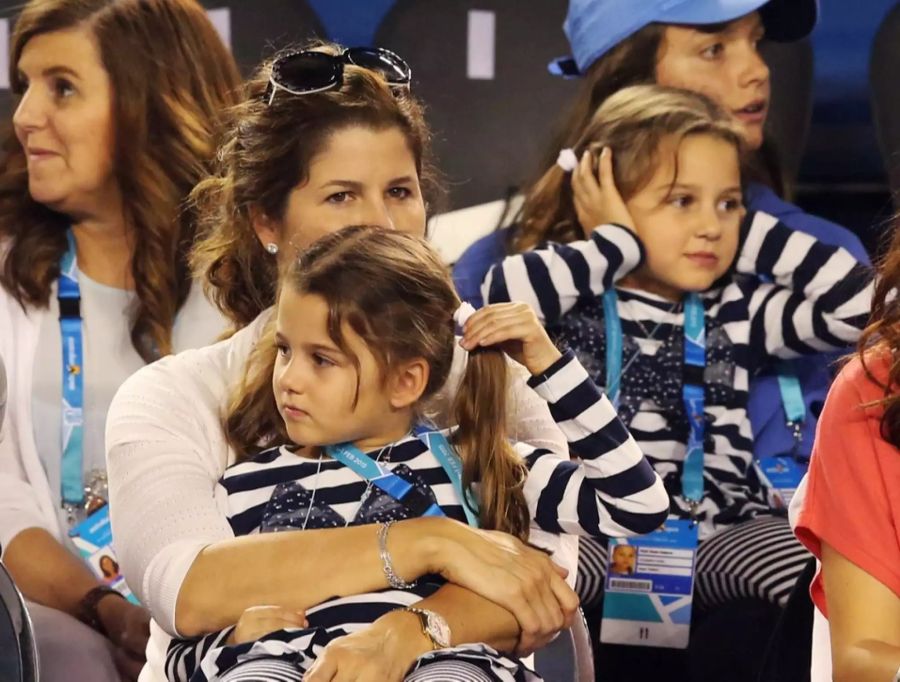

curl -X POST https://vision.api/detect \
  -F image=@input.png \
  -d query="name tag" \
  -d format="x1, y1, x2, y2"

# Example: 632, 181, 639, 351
68, 505, 139, 604
600, 519, 698, 649
756, 456, 807, 510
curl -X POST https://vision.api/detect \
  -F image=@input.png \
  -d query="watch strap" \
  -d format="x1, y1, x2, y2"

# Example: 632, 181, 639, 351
76, 585, 124, 636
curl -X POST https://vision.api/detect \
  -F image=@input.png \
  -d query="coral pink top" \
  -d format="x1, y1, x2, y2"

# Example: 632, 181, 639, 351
795, 353, 900, 616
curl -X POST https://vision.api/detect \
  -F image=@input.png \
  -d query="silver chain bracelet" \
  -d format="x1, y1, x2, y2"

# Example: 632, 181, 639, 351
378, 520, 417, 590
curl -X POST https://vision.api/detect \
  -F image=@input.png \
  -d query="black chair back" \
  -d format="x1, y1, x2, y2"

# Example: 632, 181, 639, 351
0, 561, 39, 682
761, 38, 815, 189
375, 0, 574, 210
870, 2, 900, 206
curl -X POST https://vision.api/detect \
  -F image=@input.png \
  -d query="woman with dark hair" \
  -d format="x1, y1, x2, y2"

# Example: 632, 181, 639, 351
107, 44, 581, 682
0, 1, 242, 680
794, 224, 900, 682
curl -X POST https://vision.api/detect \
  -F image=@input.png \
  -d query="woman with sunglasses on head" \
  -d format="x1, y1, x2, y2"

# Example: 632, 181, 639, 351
106, 43, 589, 682
0, 1, 241, 681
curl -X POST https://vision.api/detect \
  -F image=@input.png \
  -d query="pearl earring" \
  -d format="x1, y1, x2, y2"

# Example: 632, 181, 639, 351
265, 243, 279, 255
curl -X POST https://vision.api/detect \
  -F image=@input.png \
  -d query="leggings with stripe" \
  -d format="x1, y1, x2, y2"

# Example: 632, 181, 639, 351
576, 516, 810, 612
216, 659, 497, 682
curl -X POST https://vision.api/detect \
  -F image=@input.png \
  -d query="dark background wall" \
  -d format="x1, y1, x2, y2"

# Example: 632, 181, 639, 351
0, 0, 896, 251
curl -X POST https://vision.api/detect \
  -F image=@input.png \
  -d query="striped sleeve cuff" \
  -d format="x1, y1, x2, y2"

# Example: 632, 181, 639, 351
527, 351, 637, 461
594, 223, 647, 279
527, 349, 587, 395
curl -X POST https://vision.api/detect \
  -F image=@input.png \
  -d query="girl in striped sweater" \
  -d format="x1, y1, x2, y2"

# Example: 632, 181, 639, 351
166, 226, 668, 682
483, 85, 873, 620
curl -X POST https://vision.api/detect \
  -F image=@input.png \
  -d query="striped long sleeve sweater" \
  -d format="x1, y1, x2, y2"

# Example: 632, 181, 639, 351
483, 211, 873, 539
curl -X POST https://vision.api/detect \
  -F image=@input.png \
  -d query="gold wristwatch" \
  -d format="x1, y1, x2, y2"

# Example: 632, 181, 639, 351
405, 607, 451, 649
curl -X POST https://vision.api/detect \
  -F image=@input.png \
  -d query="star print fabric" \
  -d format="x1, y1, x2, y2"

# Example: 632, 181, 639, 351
260, 464, 439, 532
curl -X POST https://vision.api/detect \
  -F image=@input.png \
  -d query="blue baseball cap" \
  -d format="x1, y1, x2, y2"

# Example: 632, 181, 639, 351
550, 0, 819, 77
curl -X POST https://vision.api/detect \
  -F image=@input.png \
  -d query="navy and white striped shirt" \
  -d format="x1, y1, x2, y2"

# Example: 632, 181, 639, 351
165, 352, 669, 682
483, 211, 873, 539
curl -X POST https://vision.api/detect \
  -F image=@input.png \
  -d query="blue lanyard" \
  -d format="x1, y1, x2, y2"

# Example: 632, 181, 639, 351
413, 426, 480, 527
603, 289, 707, 512
775, 363, 806, 457
602, 291, 623, 407
681, 295, 706, 509
58, 231, 85, 508
325, 429, 480, 527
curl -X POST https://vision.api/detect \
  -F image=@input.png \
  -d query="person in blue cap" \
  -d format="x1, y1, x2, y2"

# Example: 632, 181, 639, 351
547, 0, 817, 153
455, 1, 844, 312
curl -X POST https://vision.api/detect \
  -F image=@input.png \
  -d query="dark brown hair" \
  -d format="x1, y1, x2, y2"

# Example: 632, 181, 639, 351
540, 24, 665, 171
0, 0, 242, 361
515, 85, 744, 251
858, 221, 900, 447
226, 226, 530, 541
190, 42, 441, 330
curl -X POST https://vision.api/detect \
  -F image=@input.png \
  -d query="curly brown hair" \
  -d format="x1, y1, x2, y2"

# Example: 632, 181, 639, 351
0, 0, 241, 361
190, 42, 442, 330
858, 222, 900, 447
227, 227, 530, 541
515, 85, 744, 252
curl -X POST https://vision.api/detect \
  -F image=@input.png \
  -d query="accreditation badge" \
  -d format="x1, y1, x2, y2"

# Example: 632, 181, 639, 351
68, 504, 140, 605
756, 455, 807, 510
600, 519, 698, 649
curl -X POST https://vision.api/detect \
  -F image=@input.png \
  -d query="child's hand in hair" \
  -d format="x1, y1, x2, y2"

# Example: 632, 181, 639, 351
572, 146, 634, 237
460, 302, 562, 376
227, 605, 308, 645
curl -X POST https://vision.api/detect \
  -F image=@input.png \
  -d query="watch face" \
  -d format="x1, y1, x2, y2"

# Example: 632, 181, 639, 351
425, 611, 452, 649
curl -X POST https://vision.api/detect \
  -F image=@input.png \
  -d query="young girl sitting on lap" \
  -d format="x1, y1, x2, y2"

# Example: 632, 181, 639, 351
165, 226, 669, 682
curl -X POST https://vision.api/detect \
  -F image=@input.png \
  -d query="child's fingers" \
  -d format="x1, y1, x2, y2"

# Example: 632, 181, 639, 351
465, 315, 538, 349
276, 608, 308, 628
462, 305, 537, 345
571, 184, 591, 225
573, 151, 602, 201
598, 147, 625, 205
462, 303, 523, 336
239, 606, 308, 630
596, 147, 613, 186
241, 605, 307, 621
232, 610, 309, 644
570, 151, 589, 197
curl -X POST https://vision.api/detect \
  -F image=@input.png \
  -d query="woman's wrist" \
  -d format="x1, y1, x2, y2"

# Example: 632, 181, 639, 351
389, 517, 452, 579
371, 609, 433, 663
82, 586, 126, 636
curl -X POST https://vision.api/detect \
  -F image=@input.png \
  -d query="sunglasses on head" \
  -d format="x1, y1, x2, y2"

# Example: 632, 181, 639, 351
267, 46, 412, 104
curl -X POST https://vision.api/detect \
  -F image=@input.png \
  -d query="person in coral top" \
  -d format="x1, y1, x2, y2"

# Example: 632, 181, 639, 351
794, 227, 900, 682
